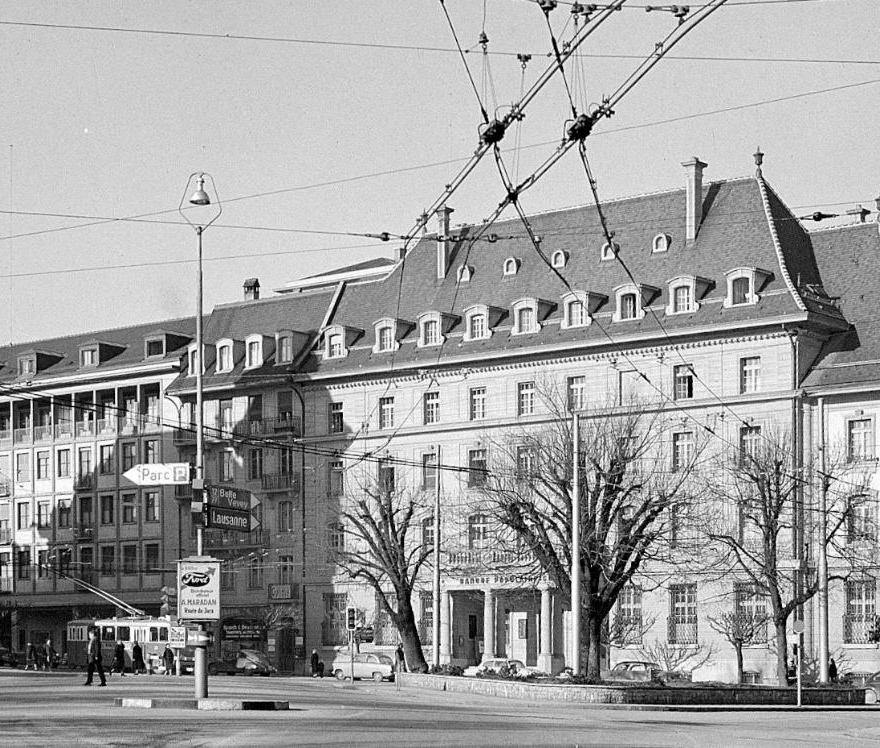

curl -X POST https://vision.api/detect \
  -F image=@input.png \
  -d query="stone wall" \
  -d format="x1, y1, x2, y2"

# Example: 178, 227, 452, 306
398, 673, 866, 706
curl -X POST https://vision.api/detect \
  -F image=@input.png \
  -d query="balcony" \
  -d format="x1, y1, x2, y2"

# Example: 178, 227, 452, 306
0, 528, 11, 544
74, 474, 94, 491
75, 420, 95, 438
445, 549, 524, 568
13, 426, 32, 444
73, 524, 95, 541
261, 473, 301, 493
118, 416, 142, 436
34, 424, 53, 442
0, 480, 9, 498
204, 529, 269, 549
141, 415, 161, 433
97, 418, 117, 435
0, 577, 11, 593
54, 421, 74, 440
266, 416, 302, 438
174, 428, 196, 446
0, 427, 11, 443
233, 419, 268, 437
843, 613, 879, 644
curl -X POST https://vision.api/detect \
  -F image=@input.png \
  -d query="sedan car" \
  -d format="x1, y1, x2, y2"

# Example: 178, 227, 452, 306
207, 649, 276, 676
463, 658, 545, 678
862, 672, 880, 704
332, 652, 395, 682
600, 660, 691, 684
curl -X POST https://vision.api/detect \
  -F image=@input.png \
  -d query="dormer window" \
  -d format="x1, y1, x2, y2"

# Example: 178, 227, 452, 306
378, 325, 394, 352
277, 334, 294, 363
652, 233, 671, 253
613, 283, 658, 323
244, 335, 263, 369
187, 346, 199, 377
672, 285, 692, 314
567, 298, 586, 327
328, 333, 343, 358
17, 356, 35, 377
216, 341, 233, 373
468, 313, 487, 340
79, 347, 98, 368
561, 291, 606, 329
144, 338, 165, 358
551, 250, 568, 269
724, 267, 771, 308
457, 265, 472, 283
512, 301, 537, 335
666, 275, 711, 316
620, 293, 638, 320
420, 317, 441, 347
503, 257, 520, 276
601, 242, 619, 261
372, 318, 411, 354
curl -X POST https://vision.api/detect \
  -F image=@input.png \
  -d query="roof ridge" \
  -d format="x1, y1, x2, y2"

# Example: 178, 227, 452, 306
213, 287, 336, 311
3, 315, 194, 351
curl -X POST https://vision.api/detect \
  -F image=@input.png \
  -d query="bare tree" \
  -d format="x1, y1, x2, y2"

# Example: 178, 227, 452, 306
334, 466, 432, 673
706, 609, 770, 684
704, 426, 866, 685
478, 389, 707, 680
639, 639, 717, 673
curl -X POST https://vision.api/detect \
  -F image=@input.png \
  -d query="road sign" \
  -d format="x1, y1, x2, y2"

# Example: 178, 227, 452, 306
793, 620, 805, 634
123, 462, 190, 486
207, 506, 252, 532
358, 626, 374, 644
169, 626, 187, 649
208, 485, 255, 512
177, 558, 221, 621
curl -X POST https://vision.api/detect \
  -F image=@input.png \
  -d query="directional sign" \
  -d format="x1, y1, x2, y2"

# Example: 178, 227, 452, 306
208, 485, 255, 512
123, 462, 190, 486
207, 506, 252, 532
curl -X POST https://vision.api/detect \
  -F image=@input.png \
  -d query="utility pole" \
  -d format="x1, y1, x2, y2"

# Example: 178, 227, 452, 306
432, 444, 441, 668
571, 413, 581, 676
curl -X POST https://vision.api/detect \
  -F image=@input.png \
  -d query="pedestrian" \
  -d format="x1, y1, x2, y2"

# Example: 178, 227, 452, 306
162, 645, 174, 675
43, 638, 55, 671
131, 640, 145, 675
112, 640, 126, 676
84, 629, 106, 686
310, 648, 324, 678
395, 644, 406, 673
24, 642, 37, 671
829, 657, 838, 683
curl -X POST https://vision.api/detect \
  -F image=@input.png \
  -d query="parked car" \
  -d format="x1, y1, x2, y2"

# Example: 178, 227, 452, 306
463, 658, 545, 678
331, 652, 395, 682
600, 660, 691, 684
862, 672, 880, 704
207, 649, 276, 676
0, 646, 17, 668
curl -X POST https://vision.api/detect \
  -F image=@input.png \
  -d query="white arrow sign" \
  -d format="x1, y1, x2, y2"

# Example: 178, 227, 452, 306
123, 462, 191, 486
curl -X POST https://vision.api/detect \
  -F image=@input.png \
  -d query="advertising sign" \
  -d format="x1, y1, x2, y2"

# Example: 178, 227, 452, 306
169, 626, 187, 649
177, 558, 221, 621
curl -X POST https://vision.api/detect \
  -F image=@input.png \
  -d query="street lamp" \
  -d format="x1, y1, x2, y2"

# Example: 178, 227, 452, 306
178, 172, 221, 699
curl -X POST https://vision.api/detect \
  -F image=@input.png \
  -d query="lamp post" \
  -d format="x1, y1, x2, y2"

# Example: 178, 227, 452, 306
179, 172, 221, 699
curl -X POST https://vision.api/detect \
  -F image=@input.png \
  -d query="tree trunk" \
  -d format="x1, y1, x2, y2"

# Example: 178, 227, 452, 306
734, 643, 743, 685
395, 601, 428, 673
586, 612, 603, 681
774, 619, 789, 686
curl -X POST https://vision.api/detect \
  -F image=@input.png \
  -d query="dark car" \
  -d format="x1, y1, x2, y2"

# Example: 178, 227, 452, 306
0, 646, 17, 668
207, 649, 275, 676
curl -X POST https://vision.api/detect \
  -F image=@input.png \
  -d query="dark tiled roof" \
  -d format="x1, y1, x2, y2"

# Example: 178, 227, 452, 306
0, 317, 194, 383
306, 177, 832, 376
801, 222, 880, 389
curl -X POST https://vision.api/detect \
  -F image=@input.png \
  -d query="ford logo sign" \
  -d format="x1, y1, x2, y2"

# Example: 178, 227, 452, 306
181, 571, 211, 587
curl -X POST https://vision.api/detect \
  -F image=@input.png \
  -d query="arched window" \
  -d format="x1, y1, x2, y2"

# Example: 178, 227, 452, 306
216, 343, 233, 372
551, 250, 568, 269
731, 276, 751, 306
503, 257, 520, 276
601, 242, 618, 261
468, 313, 487, 340
652, 234, 671, 253
620, 293, 638, 320
377, 325, 394, 352
672, 285, 692, 314
567, 298, 587, 327
457, 265, 472, 283
422, 319, 440, 346
516, 306, 535, 334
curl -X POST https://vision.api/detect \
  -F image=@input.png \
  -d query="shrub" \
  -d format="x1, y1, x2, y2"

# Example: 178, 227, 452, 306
428, 663, 464, 677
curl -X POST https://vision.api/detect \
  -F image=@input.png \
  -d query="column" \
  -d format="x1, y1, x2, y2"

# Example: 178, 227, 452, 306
482, 588, 495, 661
439, 590, 452, 664
538, 585, 553, 674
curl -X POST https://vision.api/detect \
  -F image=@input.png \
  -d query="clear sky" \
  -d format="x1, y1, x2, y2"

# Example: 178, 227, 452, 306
1, 0, 878, 344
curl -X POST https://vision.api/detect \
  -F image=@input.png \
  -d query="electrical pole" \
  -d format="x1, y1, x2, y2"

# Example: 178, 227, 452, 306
571, 413, 581, 676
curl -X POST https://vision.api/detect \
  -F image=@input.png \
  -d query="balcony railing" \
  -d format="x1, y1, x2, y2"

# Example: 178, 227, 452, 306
13, 427, 32, 444
118, 416, 142, 436
204, 529, 269, 549
174, 428, 196, 445
54, 421, 74, 439
0, 528, 12, 544
261, 473, 301, 492
0, 480, 9, 498
0, 577, 11, 593
667, 618, 698, 645
0, 428, 11, 443
233, 419, 268, 437
843, 613, 879, 644
266, 416, 302, 438
445, 549, 524, 568
34, 424, 53, 442
73, 524, 94, 541
75, 420, 95, 438
97, 418, 117, 435
74, 474, 94, 490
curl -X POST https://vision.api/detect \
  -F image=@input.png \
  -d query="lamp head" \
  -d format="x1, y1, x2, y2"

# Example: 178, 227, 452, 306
189, 174, 211, 206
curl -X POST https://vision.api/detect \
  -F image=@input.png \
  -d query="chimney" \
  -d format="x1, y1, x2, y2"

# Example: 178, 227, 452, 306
396, 246, 407, 261
436, 205, 454, 280
243, 278, 260, 301
681, 157, 707, 245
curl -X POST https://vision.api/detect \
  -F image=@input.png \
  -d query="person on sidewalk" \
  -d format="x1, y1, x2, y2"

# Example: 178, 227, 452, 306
84, 629, 106, 686
310, 649, 324, 678
395, 644, 406, 674
24, 642, 37, 671
42, 638, 55, 671
162, 645, 174, 675
829, 657, 838, 683
112, 640, 126, 676
131, 640, 146, 675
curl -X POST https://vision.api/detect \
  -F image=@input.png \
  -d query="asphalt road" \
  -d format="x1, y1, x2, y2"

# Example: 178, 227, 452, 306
1, 669, 879, 747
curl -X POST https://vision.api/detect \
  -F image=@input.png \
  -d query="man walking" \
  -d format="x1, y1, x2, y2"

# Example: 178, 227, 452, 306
84, 629, 106, 686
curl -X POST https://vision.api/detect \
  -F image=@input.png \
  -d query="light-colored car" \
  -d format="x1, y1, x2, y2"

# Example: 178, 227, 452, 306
463, 658, 544, 678
600, 660, 691, 684
332, 652, 395, 682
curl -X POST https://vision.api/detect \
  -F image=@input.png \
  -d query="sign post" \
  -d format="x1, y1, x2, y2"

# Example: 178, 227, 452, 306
178, 557, 221, 692
205, 485, 261, 533
793, 619, 805, 707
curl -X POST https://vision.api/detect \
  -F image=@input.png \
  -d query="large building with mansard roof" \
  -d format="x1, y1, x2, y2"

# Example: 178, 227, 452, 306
3, 153, 880, 682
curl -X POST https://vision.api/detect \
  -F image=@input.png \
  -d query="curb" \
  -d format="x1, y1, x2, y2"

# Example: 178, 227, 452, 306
113, 698, 289, 711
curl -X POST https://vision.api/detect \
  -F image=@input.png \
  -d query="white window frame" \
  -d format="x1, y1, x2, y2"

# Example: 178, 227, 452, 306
423, 391, 440, 425
601, 242, 619, 261
463, 305, 491, 342
215, 339, 234, 373
740, 356, 761, 395
517, 381, 535, 417
503, 257, 520, 276
724, 267, 769, 308
186, 344, 200, 377
17, 356, 35, 376
144, 337, 165, 358
847, 417, 875, 462
457, 264, 472, 283
378, 396, 395, 430
244, 335, 263, 369
668, 284, 694, 315
551, 250, 568, 269
561, 292, 590, 329
79, 347, 98, 368
324, 326, 347, 359
417, 313, 443, 348
373, 318, 399, 354
613, 285, 643, 323
652, 233, 671, 253
512, 299, 539, 335
276, 333, 294, 363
